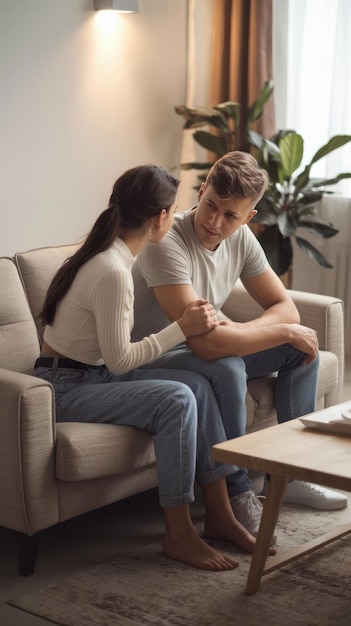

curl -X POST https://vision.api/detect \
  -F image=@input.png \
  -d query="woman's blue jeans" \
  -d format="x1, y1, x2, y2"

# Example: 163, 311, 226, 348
139, 344, 320, 497
34, 360, 237, 508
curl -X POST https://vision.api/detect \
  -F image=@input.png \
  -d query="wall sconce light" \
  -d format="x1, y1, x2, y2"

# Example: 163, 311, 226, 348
94, 0, 139, 12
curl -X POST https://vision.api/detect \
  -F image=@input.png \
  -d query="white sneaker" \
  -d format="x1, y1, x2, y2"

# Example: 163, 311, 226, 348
230, 489, 277, 544
283, 480, 348, 510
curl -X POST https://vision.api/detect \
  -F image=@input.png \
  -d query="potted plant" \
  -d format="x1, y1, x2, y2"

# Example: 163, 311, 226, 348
175, 84, 351, 283
174, 80, 274, 187
248, 129, 351, 282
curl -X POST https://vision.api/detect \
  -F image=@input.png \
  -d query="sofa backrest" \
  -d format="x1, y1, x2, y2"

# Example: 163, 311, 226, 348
15, 243, 80, 342
0, 257, 40, 374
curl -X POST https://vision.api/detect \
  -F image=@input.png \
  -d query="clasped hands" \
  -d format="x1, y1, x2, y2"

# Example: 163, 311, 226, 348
177, 300, 219, 338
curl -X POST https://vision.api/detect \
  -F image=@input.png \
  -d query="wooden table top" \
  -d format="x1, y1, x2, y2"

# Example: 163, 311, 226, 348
213, 402, 351, 492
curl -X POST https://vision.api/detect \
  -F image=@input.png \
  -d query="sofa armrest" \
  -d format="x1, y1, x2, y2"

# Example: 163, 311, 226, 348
288, 289, 344, 351
0, 368, 59, 535
288, 289, 344, 406
222, 282, 345, 407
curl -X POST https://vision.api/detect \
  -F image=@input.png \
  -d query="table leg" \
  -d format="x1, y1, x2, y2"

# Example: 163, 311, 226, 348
245, 474, 288, 595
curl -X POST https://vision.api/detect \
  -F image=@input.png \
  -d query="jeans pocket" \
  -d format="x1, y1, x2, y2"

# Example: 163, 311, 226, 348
34, 367, 87, 384
53, 368, 87, 382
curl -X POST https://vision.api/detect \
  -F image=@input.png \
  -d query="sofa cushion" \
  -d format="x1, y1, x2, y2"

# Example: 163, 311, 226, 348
15, 244, 80, 342
56, 422, 156, 481
0, 257, 40, 374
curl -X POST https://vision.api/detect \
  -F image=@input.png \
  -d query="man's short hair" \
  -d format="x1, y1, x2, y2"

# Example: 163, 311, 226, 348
205, 151, 269, 203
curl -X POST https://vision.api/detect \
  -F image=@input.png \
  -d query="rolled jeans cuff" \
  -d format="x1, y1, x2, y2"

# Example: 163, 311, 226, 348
159, 490, 195, 508
196, 462, 235, 487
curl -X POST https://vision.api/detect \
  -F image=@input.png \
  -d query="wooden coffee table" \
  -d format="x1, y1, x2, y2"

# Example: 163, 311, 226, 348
213, 401, 351, 594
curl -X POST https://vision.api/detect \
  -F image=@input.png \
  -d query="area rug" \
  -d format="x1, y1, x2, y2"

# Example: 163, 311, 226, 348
8, 497, 351, 626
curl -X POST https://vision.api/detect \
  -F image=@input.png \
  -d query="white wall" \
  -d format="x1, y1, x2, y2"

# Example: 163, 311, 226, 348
0, 0, 188, 256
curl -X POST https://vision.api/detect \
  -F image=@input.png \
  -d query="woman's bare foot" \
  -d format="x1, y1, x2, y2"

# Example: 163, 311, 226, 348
204, 511, 276, 556
164, 526, 239, 571
163, 504, 239, 570
201, 478, 276, 556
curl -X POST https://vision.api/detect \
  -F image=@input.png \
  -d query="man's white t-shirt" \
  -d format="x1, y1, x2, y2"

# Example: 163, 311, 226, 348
132, 209, 269, 341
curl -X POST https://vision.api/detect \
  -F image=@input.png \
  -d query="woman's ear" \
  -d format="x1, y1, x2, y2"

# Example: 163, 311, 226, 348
150, 209, 167, 233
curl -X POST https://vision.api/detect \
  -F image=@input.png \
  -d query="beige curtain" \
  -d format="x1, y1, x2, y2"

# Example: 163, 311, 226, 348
210, 0, 275, 147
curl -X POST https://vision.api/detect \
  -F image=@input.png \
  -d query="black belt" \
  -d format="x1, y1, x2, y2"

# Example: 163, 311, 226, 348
35, 357, 89, 370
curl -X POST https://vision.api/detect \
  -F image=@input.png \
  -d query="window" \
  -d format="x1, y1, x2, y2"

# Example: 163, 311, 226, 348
274, 0, 351, 197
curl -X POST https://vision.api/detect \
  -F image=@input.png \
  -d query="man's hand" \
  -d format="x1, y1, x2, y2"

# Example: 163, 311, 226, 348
177, 299, 219, 338
286, 323, 319, 364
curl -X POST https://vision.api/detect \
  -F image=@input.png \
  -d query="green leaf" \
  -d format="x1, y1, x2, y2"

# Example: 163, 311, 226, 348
249, 131, 281, 159
309, 173, 351, 188
193, 130, 227, 156
215, 102, 241, 130
247, 79, 274, 126
174, 105, 229, 132
248, 130, 264, 149
310, 135, 351, 165
295, 236, 333, 267
294, 191, 323, 206
279, 133, 304, 180
297, 220, 339, 239
277, 212, 298, 237
293, 166, 311, 193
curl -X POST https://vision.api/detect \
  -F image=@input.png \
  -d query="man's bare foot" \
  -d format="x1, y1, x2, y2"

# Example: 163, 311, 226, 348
164, 527, 239, 571
204, 512, 276, 556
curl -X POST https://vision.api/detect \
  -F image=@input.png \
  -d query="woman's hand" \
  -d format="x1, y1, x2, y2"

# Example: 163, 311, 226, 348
177, 299, 219, 337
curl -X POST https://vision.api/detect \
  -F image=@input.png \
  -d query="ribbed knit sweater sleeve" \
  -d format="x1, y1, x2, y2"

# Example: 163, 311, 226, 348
88, 264, 186, 374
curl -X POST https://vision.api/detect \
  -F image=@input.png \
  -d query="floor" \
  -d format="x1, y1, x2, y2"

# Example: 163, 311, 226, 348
1, 357, 351, 626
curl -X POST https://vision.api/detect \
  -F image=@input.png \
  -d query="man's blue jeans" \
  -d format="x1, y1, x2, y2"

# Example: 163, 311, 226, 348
140, 344, 320, 497
34, 360, 237, 508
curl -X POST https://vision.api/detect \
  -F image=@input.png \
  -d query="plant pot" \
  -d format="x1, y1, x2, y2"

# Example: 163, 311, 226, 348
280, 263, 293, 289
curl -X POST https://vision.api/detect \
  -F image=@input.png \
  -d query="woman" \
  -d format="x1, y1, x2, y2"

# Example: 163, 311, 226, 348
34, 164, 271, 571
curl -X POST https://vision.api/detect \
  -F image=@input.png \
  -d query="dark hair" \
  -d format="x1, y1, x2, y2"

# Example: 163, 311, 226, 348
205, 151, 269, 202
41, 164, 179, 325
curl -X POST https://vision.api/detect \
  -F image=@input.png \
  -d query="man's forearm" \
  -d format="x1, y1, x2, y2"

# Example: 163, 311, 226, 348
236, 301, 300, 328
187, 322, 294, 360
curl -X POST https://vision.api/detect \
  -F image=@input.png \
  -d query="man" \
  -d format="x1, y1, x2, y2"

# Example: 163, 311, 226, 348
132, 151, 347, 539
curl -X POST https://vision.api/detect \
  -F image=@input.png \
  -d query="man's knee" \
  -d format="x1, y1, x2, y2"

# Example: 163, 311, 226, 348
209, 356, 247, 385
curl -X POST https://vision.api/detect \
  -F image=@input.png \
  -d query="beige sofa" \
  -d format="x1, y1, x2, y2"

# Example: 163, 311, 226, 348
0, 244, 345, 575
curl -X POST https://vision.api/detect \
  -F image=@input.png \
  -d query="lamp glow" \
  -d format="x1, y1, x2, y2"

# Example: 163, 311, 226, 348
94, 0, 139, 11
